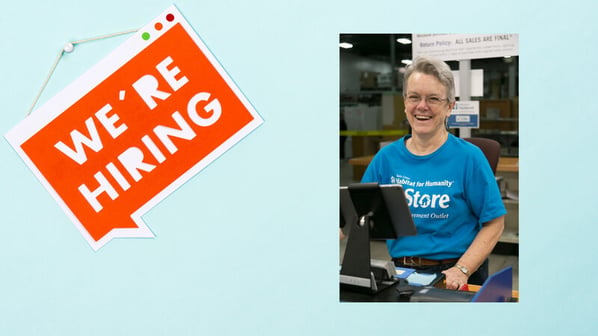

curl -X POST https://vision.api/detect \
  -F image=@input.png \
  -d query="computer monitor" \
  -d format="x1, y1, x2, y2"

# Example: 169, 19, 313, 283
340, 183, 416, 293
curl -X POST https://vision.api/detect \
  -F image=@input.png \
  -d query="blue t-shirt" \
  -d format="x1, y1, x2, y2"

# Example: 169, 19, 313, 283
361, 134, 506, 259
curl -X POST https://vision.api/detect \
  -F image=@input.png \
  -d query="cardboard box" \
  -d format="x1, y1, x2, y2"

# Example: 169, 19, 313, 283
381, 93, 408, 129
479, 99, 512, 119
479, 99, 517, 131
360, 71, 379, 89
376, 73, 393, 88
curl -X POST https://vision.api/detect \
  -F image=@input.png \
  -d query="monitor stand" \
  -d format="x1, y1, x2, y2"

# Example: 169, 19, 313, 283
340, 214, 397, 293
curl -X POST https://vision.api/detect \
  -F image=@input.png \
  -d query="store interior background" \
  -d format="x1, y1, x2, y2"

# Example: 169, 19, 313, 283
339, 34, 519, 289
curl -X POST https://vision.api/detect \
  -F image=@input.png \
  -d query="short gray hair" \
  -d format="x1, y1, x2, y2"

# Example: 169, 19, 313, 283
403, 56, 455, 103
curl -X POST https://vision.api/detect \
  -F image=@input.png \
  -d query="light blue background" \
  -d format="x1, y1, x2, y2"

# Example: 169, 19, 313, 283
0, 0, 596, 335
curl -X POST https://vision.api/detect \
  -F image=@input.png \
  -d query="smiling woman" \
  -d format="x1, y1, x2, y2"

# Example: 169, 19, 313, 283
360, 55, 507, 290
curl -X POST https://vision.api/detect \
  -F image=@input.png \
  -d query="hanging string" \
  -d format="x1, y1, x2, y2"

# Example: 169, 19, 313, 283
26, 28, 138, 116
70, 28, 138, 45
26, 49, 64, 116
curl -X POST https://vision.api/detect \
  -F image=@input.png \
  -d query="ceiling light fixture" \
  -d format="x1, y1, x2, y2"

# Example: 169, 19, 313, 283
401, 59, 413, 65
339, 42, 353, 49
396, 38, 412, 45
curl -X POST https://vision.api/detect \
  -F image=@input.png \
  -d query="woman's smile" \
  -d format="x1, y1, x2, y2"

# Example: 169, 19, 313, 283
414, 114, 433, 121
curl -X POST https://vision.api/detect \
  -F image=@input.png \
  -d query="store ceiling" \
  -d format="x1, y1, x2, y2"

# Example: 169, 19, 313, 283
339, 34, 413, 64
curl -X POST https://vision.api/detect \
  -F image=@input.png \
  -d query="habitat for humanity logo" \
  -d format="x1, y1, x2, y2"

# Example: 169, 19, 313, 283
5, 5, 263, 250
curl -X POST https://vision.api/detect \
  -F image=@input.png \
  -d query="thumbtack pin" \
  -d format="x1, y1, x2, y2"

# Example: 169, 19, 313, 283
63, 42, 74, 53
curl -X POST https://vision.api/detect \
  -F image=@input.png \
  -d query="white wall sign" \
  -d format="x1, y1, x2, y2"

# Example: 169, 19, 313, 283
413, 34, 519, 61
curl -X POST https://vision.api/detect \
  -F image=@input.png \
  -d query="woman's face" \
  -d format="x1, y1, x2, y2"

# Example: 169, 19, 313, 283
404, 72, 454, 137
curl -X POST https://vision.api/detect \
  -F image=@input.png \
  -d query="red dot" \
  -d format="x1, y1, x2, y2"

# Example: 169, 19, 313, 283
154, 22, 163, 30
166, 13, 175, 22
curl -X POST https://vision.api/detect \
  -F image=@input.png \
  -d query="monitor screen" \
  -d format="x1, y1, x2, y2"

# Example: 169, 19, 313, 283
340, 183, 416, 239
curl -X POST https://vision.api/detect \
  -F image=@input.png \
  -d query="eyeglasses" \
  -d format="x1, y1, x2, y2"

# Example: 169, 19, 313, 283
405, 94, 450, 106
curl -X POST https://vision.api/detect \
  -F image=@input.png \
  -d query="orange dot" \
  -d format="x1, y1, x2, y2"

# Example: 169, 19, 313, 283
154, 22, 163, 31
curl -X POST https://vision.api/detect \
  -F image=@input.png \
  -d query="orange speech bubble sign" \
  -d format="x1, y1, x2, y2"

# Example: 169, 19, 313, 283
5, 6, 263, 250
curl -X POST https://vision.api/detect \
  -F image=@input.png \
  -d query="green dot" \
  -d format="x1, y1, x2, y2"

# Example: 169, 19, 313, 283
142, 32, 151, 40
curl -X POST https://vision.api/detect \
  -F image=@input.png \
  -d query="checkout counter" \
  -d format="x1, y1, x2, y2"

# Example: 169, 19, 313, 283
339, 183, 518, 303
339, 183, 519, 303
340, 265, 518, 303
